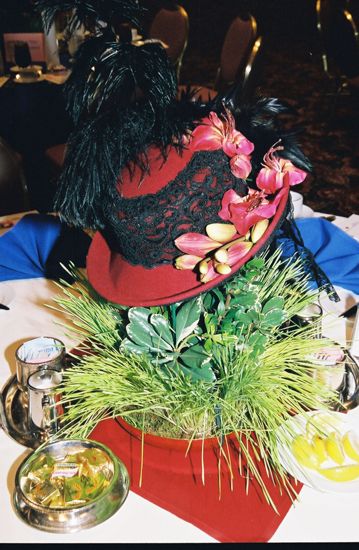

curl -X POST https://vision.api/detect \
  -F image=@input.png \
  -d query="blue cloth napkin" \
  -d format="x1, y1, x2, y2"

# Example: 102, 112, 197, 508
0, 214, 90, 282
296, 218, 359, 295
0, 214, 358, 295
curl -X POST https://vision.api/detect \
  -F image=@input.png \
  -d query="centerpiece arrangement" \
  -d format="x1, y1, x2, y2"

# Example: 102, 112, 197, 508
50, 249, 344, 541
54, 252, 339, 479
34, 0, 348, 542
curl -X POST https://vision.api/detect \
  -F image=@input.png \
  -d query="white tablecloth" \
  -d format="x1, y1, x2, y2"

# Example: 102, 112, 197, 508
1, 277, 359, 543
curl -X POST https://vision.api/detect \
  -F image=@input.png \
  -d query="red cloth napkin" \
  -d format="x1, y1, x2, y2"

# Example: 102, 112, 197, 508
90, 417, 302, 542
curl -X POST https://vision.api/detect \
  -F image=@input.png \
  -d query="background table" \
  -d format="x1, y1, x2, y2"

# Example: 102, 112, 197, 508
0, 78, 72, 212
1, 212, 359, 542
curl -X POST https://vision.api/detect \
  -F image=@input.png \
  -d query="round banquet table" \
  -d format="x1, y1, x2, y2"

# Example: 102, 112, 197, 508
1, 215, 359, 542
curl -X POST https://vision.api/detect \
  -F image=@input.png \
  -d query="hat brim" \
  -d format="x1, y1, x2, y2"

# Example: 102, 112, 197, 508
86, 187, 289, 307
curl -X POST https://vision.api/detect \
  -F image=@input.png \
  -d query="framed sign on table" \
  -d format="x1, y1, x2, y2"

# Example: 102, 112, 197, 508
3, 33, 46, 65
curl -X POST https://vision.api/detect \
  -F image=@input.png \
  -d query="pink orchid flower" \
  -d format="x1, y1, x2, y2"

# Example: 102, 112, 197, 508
256, 143, 307, 194
191, 109, 254, 159
174, 254, 203, 270
226, 240, 254, 265
230, 154, 252, 179
174, 220, 255, 283
174, 232, 223, 272
174, 233, 222, 256
174, 227, 229, 270
218, 188, 285, 237
200, 240, 253, 283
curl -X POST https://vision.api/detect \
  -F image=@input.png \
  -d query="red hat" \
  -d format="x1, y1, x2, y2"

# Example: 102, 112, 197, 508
87, 110, 305, 307
36, 5, 308, 308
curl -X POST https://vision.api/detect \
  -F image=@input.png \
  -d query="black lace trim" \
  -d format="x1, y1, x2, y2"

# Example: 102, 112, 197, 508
99, 148, 337, 302
102, 150, 246, 268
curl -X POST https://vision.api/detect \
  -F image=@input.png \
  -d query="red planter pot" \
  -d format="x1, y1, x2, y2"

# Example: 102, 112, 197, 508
90, 417, 301, 542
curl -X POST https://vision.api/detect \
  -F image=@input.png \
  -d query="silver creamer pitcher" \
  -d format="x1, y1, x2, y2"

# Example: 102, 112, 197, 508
27, 369, 64, 435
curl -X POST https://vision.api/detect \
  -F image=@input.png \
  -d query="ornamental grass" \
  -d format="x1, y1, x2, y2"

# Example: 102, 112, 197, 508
48, 250, 342, 507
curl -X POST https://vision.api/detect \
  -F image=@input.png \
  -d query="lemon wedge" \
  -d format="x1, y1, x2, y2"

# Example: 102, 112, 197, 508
342, 431, 359, 463
318, 464, 359, 482
325, 432, 345, 465
312, 434, 327, 464
291, 435, 320, 470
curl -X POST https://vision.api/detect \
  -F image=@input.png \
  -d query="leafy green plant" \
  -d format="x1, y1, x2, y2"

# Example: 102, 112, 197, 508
121, 300, 214, 382
48, 266, 124, 351
53, 250, 317, 382
55, 322, 339, 508
50, 250, 343, 508
200, 252, 315, 360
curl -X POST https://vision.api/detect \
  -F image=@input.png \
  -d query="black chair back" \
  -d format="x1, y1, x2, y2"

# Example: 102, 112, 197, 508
316, 0, 359, 80
220, 36, 264, 108
0, 139, 28, 216
214, 14, 258, 93
149, 4, 189, 81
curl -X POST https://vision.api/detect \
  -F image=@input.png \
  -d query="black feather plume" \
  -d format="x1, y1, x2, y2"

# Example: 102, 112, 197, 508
217, 94, 312, 174
63, 34, 112, 124
54, 96, 209, 229
34, 0, 143, 34
54, 46, 209, 229
65, 40, 178, 124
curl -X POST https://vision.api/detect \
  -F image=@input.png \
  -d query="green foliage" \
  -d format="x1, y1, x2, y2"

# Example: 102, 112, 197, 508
56, 325, 340, 508
199, 253, 294, 359
121, 300, 214, 382
53, 250, 319, 382
113, 249, 315, 377
51, 251, 343, 508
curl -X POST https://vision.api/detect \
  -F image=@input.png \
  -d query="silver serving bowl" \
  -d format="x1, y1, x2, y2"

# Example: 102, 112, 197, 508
13, 439, 130, 533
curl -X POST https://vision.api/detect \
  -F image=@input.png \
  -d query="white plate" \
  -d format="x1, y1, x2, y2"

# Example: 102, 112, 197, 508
13, 75, 45, 84
277, 410, 359, 493
0, 283, 15, 310
10, 65, 42, 73
319, 286, 358, 316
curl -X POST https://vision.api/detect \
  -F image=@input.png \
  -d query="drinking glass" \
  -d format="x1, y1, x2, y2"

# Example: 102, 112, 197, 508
15, 337, 65, 392
14, 41, 32, 68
